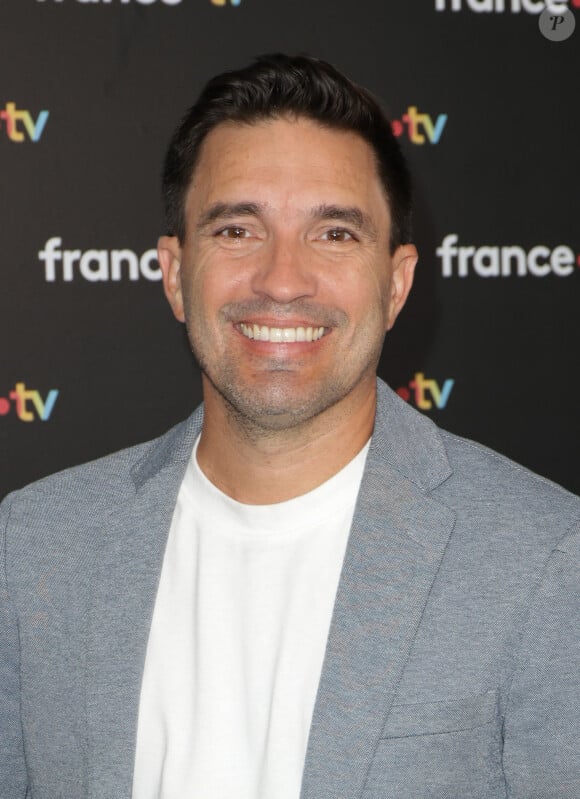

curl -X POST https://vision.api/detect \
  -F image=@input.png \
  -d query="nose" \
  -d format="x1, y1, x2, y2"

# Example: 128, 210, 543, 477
250, 237, 317, 304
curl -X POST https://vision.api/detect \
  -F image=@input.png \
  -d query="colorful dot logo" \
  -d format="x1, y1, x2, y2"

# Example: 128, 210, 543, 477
0, 383, 59, 422
396, 373, 455, 410
0, 103, 49, 143
391, 107, 447, 145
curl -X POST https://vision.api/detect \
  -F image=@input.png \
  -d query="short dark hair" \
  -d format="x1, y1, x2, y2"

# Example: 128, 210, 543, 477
162, 53, 412, 253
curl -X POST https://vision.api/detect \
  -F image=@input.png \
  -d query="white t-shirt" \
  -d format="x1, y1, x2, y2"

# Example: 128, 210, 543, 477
132, 438, 370, 799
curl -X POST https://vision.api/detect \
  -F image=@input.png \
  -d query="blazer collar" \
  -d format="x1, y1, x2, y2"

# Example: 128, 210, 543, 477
371, 378, 452, 492
130, 404, 204, 489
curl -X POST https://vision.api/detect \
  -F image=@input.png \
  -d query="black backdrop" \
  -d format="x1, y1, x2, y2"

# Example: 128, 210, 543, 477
1, 0, 578, 499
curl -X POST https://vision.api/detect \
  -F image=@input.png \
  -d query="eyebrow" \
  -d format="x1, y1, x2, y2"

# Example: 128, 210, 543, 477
197, 202, 261, 229
196, 201, 378, 239
310, 204, 378, 239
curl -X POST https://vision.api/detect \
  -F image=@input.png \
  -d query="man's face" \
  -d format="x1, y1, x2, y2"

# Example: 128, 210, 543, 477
159, 116, 416, 432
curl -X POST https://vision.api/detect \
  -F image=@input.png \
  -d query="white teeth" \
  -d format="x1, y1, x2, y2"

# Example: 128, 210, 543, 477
239, 323, 325, 343
268, 327, 298, 342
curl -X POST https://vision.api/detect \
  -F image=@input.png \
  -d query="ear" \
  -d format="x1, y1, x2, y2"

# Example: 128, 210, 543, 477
386, 244, 418, 331
158, 236, 185, 322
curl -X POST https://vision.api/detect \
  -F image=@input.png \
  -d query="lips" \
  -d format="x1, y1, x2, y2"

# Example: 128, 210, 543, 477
238, 323, 326, 342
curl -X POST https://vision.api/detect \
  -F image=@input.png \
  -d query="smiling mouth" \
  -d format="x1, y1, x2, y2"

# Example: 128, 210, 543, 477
238, 323, 327, 343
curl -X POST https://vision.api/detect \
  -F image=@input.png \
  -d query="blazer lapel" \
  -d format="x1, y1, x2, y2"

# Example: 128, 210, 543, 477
301, 381, 456, 798
85, 411, 202, 797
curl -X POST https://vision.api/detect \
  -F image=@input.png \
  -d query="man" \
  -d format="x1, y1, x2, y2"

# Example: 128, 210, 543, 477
1, 54, 578, 799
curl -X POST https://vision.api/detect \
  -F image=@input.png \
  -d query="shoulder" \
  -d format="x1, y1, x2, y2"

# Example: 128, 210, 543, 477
0, 410, 200, 531
435, 428, 580, 556
373, 379, 579, 556
439, 427, 578, 509
374, 378, 579, 522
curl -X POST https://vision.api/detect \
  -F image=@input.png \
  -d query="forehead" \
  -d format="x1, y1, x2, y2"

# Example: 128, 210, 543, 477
186, 116, 390, 221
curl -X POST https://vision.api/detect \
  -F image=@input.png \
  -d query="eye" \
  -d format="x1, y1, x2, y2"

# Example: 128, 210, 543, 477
216, 226, 250, 240
321, 228, 356, 243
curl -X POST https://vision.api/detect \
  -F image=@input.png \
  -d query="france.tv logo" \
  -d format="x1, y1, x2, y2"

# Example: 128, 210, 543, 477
36, 1, 184, 5
0, 383, 59, 422
0, 103, 49, 143
396, 373, 455, 410
435, 0, 579, 11
391, 107, 447, 145
211, 0, 242, 5
437, 234, 579, 278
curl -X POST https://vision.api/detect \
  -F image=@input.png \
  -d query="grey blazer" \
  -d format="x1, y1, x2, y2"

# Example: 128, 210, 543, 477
1, 380, 579, 798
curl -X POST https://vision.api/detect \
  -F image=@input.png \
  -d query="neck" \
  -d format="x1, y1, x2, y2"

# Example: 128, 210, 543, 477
196, 379, 376, 505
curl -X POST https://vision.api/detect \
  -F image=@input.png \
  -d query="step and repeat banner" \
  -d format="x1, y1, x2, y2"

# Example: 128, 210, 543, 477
1, 0, 578, 498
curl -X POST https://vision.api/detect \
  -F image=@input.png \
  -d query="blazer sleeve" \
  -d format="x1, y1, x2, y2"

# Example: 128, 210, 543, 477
0, 496, 29, 798
503, 525, 580, 798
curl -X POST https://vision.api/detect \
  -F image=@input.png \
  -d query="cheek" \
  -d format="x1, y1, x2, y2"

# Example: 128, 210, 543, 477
179, 253, 215, 314
328, 264, 391, 327
182, 267, 245, 345
189, 248, 250, 305
361, 261, 392, 323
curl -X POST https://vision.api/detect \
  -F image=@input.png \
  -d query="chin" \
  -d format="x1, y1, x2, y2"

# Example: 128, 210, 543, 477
220, 380, 348, 436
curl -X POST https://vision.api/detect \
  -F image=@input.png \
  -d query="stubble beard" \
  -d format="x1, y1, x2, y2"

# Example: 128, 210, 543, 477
186, 299, 385, 442
198, 353, 349, 440
190, 339, 384, 445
